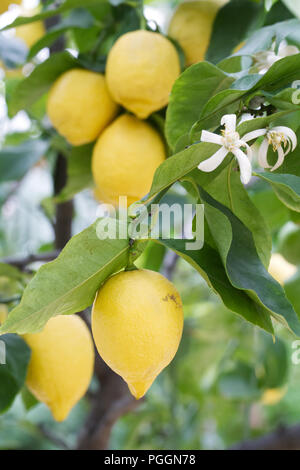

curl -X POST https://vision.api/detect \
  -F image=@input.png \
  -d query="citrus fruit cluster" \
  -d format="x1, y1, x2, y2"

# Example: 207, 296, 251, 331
47, 30, 181, 207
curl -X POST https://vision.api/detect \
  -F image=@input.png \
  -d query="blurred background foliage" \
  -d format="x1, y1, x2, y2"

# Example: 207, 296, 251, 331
0, 0, 300, 450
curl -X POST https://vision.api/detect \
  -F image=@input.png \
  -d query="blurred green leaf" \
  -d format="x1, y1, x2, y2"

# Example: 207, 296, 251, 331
0, 140, 49, 183
0, 334, 31, 413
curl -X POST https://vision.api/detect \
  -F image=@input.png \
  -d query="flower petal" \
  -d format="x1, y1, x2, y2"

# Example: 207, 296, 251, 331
232, 148, 253, 185
201, 130, 223, 146
271, 146, 285, 172
242, 129, 267, 143
272, 126, 297, 152
198, 146, 228, 173
258, 138, 271, 169
221, 114, 236, 133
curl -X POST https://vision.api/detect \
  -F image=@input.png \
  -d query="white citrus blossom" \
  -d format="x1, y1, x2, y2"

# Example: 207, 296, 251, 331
198, 114, 261, 185
253, 126, 297, 171
254, 40, 299, 74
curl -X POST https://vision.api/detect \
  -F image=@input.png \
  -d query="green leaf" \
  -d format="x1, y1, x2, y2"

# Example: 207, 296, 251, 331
21, 386, 39, 411
146, 142, 228, 203
9, 51, 78, 116
0, 334, 31, 413
199, 187, 300, 336
285, 269, 300, 317
256, 172, 300, 212
56, 143, 94, 202
28, 8, 97, 60
218, 361, 260, 400
165, 62, 234, 150
0, 219, 130, 335
282, 0, 300, 18
206, 0, 265, 64
235, 19, 300, 56
232, 53, 300, 92
259, 333, 288, 389
156, 239, 273, 333
0, 139, 49, 183
2, 0, 106, 31
198, 169, 272, 268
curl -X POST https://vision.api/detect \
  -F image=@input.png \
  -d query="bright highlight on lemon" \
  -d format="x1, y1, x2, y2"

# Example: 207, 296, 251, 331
106, 30, 181, 119
168, 0, 228, 65
92, 114, 166, 207
92, 269, 184, 399
47, 69, 118, 146
24, 315, 95, 422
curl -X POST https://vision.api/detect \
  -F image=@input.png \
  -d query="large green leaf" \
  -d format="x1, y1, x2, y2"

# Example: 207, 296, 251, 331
165, 62, 234, 150
9, 52, 78, 116
0, 219, 130, 335
256, 172, 300, 212
0, 334, 31, 413
206, 0, 264, 64
198, 169, 272, 268
199, 187, 300, 336
0, 139, 49, 183
156, 239, 273, 333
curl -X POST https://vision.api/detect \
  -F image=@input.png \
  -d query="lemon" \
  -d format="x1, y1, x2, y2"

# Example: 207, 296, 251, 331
268, 253, 297, 285
168, 0, 228, 66
10, 7, 46, 49
0, 1, 22, 15
92, 114, 166, 207
92, 269, 184, 399
261, 387, 287, 406
47, 69, 118, 146
106, 30, 180, 119
24, 315, 95, 422
0, 305, 8, 325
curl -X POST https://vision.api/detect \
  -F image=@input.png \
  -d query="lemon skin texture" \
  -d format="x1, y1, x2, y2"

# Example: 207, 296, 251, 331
92, 114, 166, 207
0, 1, 22, 15
106, 30, 181, 119
24, 315, 95, 422
47, 69, 119, 146
168, 0, 228, 66
92, 269, 184, 399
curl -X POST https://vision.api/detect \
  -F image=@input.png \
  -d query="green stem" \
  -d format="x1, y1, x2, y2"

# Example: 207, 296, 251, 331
227, 158, 234, 212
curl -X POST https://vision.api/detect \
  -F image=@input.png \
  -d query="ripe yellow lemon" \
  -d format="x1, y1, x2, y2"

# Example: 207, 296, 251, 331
92, 114, 166, 207
168, 0, 228, 66
92, 269, 184, 399
0, 305, 8, 325
268, 253, 297, 286
0, 1, 22, 15
261, 387, 287, 406
47, 69, 118, 146
106, 30, 180, 119
15, 16, 46, 49
24, 315, 95, 422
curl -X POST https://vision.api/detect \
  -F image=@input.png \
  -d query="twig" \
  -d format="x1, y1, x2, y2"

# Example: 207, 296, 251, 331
230, 424, 300, 450
1, 251, 59, 270
162, 251, 179, 280
38, 424, 70, 450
